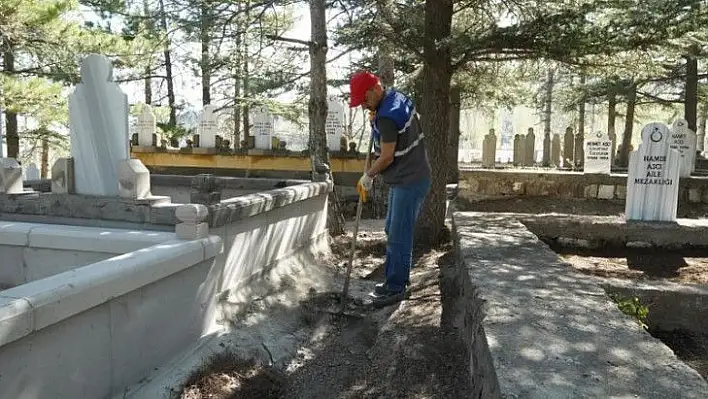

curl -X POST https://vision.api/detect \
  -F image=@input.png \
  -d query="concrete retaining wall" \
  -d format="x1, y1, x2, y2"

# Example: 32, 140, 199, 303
0, 179, 332, 398
451, 211, 708, 397
519, 214, 708, 249
459, 169, 708, 204
0, 232, 223, 399
602, 280, 708, 334
0, 222, 174, 288
448, 214, 501, 398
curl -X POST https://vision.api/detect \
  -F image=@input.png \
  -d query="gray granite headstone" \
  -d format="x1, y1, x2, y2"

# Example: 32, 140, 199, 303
482, 129, 497, 168
563, 127, 574, 168
524, 128, 535, 166
551, 134, 561, 167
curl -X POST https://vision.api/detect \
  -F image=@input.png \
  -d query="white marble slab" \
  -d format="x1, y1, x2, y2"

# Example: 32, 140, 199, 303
583, 131, 612, 174
669, 119, 696, 177
198, 105, 218, 148
0, 158, 23, 194
252, 106, 274, 150
326, 98, 345, 151
24, 163, 40, 181
137, 105, 157, 147
625, 122, 681, 222
69, 54, 130, 196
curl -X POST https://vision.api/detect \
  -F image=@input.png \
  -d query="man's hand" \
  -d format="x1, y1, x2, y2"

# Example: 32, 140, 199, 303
356, 173, 373, 202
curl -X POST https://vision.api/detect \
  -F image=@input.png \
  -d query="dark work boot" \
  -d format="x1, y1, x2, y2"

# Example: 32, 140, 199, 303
374, 280, 410, 295
369, 285, 410, 308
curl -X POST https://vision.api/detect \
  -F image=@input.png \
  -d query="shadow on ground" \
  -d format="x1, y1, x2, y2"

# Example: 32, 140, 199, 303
175, 224, 472, 399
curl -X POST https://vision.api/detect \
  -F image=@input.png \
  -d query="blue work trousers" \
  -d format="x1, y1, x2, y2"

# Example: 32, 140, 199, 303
383, 176, 431, 292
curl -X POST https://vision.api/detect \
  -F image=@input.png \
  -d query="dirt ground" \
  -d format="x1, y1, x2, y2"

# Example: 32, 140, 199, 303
553, 247, 708, 285
650, 329, 708, 381
178, 219, 473, 399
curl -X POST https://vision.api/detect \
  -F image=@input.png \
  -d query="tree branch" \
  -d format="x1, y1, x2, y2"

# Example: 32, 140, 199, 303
266, 35, 312, 47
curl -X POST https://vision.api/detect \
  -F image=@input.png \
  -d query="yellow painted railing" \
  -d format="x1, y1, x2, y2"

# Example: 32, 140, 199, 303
131, 151, 367, 173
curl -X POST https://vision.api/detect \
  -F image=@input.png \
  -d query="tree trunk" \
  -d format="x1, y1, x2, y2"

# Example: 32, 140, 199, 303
685, 56, 698, 133
200, 3, 211, 105
309, 0, 344, 236
415, 0, 454, 246
575, 72, 586, 167
3, 45, 19, 159
242, 0, 251, 141
157, 0, 177, 127
232, 1, 243, 149
143, 0, 152, 105
40, 137, 49, 178
542, 69, 554, 167
608, 92, 617, 163
447, 86, 461, 183
618, 84, 636, 167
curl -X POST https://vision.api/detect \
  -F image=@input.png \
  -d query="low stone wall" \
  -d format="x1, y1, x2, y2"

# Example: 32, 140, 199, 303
448, 214, 501, 398
602, 279, 708, 335
451, 211, 708, 397
459, 168, 708, 204
519, 214, 708, 249
0, 222, 173, 288
4, 179, 331, 231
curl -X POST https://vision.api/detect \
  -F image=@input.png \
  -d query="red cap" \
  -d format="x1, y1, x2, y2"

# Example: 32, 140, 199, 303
349, 71, 379, 107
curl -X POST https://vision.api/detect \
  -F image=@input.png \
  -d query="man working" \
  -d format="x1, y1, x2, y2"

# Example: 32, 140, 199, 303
349, 71, 431, 307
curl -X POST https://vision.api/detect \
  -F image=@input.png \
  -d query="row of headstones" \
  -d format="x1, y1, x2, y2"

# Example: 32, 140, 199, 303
482, 122, 697, 176
134, 98, 349, 152
482, 127, 609, 169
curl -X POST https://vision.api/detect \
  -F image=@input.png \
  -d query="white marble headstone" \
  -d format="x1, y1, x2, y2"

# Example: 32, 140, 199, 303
0, 158, 23, 194
137, 105, 157, 147
326, 98, 345, 151
583, 131, 612, 174
69, 54, 130, 196
625, 122, 681, 222
252, 106, 274, 150
198, 105, 218, 148
24, 162, 40, 180
669, 119, 696, 177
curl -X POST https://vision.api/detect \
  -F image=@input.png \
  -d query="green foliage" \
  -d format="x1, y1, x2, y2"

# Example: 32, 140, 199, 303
608, 292, 649, 329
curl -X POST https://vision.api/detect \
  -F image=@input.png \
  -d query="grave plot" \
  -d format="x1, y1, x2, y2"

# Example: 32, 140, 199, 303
535, 235, 708, 382
171, 220, 474, 399
459, 121, 708, 383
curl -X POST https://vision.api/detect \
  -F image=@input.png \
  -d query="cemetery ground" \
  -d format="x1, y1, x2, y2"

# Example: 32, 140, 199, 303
178, 219, 473, 399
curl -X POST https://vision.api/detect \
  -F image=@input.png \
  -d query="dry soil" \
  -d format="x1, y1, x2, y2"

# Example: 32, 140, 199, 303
178, 219, 472, 399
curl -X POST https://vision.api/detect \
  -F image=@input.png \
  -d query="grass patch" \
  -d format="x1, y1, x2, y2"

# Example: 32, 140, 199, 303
178, 351, 286, 399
